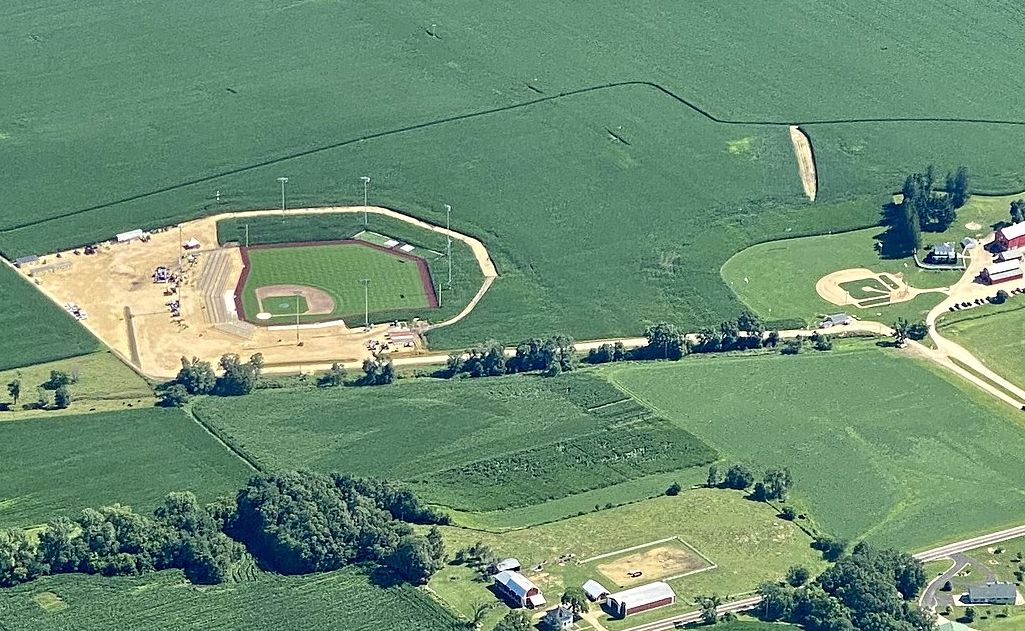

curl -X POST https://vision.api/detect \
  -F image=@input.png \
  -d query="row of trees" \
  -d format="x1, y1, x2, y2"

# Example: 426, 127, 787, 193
0, 471, 450, 590
707, 464, 794, 501
758, 542, 931, 631
444, 336, 576, 379
890, 165, 971, 254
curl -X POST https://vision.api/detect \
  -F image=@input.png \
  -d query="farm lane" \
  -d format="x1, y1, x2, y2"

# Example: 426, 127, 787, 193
919, 555, 968, 611
625, 523, 1025, 631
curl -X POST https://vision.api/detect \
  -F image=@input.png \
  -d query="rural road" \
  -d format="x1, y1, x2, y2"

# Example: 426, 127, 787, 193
624, 523, 1025, 631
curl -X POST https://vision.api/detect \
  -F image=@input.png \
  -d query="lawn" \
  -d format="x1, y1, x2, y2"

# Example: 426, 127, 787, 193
432, 488, 824, 630
0, 265, 99, 371
193, 372, 715, 513
719, 193, 1018, 326
240, 242, 433, 324
604, 343, 1025, 550
937, 299, 1025, 392
0, 567, 458, 631
926, 535, 1025, 630
0, 352, 153, 420
0, 408, 252, 528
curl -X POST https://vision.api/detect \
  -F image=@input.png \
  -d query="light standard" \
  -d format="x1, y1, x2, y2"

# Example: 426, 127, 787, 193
277, 177, 289, 211
360, 176, 371, 226
294, 292, 302, 345
444, 204, 452, 288
359, 278, 371, 329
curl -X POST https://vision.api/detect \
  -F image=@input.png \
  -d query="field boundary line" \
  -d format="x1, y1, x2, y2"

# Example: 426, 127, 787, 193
183, 406, 262, 473
579, 536, 678, 564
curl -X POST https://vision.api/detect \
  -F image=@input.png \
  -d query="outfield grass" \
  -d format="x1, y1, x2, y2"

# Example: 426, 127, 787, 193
193, 372, 714, 512
605, 343, 1025, 550
432, 488, 824, 630
0, 408, 252, 528
0, 352, 153, 420
0, 266, 99, 370
937, 298, 1025, 392
0, 567, 458, 631
241, 242, 431, 324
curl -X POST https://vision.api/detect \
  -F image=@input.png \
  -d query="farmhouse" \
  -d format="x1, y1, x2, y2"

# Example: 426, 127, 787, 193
928, 242, 957, 263
494, 570, 546, 608
582, 579, 610, 601
542, 605, 574, 630
606, 581, 676, 618
820, 313, 851, 328
994, 222, 1025, 251
967, 581, 1018, 605
980, 259, 1024, 285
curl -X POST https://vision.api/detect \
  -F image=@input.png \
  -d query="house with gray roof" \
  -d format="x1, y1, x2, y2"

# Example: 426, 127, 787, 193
967, 581, 1017, 604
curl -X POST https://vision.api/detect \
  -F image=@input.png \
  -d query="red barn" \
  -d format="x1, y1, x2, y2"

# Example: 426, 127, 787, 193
607, 582, 676, 618
981, 259, 1024, 285
494, 570, 546, 608
994, 222, 1025, 251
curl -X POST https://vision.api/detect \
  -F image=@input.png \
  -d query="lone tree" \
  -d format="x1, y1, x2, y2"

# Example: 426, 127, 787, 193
722, 464, 756, 490
492, 610, 530, 631
700, 594, 722, 624
1011, 199, 1025, 224
561, 587, 590, 615
7, 379, 20, 406
763, 467, 793, 501
54, 385, 71, 410
175, 357, 216, 395
893, 318, 910, 348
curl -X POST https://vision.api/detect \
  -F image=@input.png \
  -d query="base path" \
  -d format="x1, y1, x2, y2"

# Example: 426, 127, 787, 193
816, 268, 945, 308
789, 125, 817, 202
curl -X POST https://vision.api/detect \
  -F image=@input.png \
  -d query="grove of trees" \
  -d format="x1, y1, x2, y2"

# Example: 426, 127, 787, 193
889, 165, 971, 254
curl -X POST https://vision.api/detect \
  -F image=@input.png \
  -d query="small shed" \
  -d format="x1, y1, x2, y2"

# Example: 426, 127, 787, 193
820, 313, 851, 328
116, 228, 145, 243
968, 581, 1017, 604
542, 606, 574, 630
183, 237, 201, 250
582, 579, 610, 601
961, 237, 977, 250
491, 558, 521, 574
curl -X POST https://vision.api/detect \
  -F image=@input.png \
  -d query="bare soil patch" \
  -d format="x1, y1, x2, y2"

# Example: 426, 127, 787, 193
789, 125, 818, 201
255, 284, 334, 315
816, 268, 937, 308
596, 544, 710, 587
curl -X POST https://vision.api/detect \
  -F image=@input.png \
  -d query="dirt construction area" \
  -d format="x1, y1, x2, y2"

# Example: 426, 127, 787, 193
14, 206, 495, 379
594, 542, 713, 588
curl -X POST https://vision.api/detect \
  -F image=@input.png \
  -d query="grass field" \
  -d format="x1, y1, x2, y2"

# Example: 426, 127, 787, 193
937, 299, 1025, 392
605, 343, 1025, 550
0, 567, 458, 631
240, 242, 432, 324
0, 266, 99, 371
193, 372, 715, 513
432, 488, 824, 630
0, 408, 252, 528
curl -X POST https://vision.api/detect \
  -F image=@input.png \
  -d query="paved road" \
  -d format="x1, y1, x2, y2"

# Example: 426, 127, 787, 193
624, 522, 1025, 631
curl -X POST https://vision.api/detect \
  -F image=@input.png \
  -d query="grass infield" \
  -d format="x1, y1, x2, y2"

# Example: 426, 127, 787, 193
236, 240, 437, 325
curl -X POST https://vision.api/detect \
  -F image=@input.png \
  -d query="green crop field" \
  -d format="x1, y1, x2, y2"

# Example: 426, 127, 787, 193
0, 266, 99, 371
0, 567, 458, 631
193, 373, 715, 513
0, 408, 252, 528
605, 343, 1025, 550
433, 488, 824, 630
937, 300, 1025, 392
240, 242, 432, 324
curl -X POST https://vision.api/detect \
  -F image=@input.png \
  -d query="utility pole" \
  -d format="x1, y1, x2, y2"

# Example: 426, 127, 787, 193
360, 278, 371, 329
445, 204, 452, 288
178, 225, 184, 310
244, 224, 250, 248
361, 176, 371, 227
277, 177, 289, 211
295, 293, 301, 345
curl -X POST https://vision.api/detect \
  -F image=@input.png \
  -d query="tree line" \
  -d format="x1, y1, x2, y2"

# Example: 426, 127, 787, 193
707, 463, 794, 502
757, 542, 931, 631
0, 471, 450, 589
889, 165, 970, 255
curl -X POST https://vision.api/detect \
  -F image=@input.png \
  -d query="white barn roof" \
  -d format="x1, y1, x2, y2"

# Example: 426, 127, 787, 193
583, 579, 609, 600
1000, 221, 1025, 241
986, 259, 1022, 275
609, 581, 675, 608
116, 228, 145, 242
494, 571, 538, 598
998, 248, 1024, 261
494, 558, 520, 572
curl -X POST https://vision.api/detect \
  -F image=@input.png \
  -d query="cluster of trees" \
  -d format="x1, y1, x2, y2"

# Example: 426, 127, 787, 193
0, 491, 241, 588
162, 353, 265, 405
358, 358, 395, 386
890, 165, 971, 254
781, 333, 834, 355
707, 464, 794, 501
1010, 199, 1025, 224
0, 471, 450, 590
893, 319, 929, 347
4, 369, 78, 412
444, 336, 575, 379
758, 542, 931, 631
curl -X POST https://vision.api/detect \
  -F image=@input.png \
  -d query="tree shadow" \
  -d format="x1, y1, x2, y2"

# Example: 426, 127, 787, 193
876, 202, 914, 260
368, 565, 406, 588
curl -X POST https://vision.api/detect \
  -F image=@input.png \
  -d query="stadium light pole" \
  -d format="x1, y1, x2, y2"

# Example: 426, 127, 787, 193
361, 176, 371, 227
277, 177, 289, 212
294, 292, 301, 345
360, 279, 371, 329
445, 204, 452, 288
